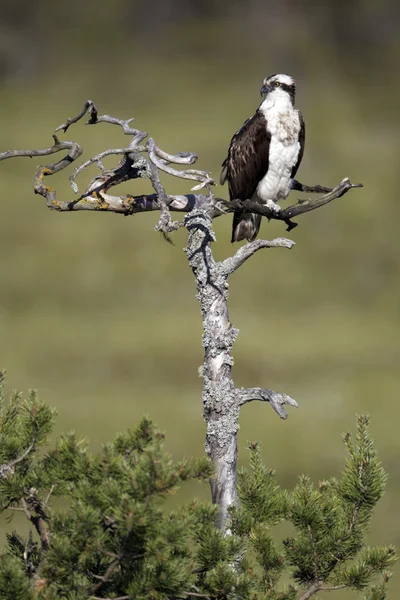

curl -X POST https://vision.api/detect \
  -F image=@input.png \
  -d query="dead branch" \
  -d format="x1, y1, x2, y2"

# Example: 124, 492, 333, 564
55, 99, 98, 133
147, 138, 184, 240
147, 136, 214, 187
0, 101, 362, 532
222, 237, 296, 275
237, 387, 298, 420
0, 136, 82, 163
0, 99, 360, 231
226, 178, 363, 231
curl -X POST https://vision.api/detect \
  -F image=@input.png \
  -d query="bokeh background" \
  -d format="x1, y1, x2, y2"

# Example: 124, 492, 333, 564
1, 0, 399, 596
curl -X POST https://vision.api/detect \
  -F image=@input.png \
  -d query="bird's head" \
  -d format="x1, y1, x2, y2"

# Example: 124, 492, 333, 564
260, 74, 296, 105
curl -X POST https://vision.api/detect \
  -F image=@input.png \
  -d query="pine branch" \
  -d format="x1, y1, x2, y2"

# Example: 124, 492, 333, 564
91, 596, 130, 600
296, 581, 321, 600
21, 489, 50, 551
43, 484, 55, 509
307, 525, 319, 580
0, 379, 394, 598
91, 556, 121, 595
296, 581, 347, 600
0, 389, 48, 480
182, 593, 216, 598
0, 442, 35, 479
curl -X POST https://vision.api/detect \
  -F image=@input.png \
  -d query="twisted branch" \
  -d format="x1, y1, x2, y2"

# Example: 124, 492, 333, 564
0, 100, 362, 532
147, 138, 183, 240
237, 387, 298, 419
0, 99, 361, 233
222, 237, 296, 275
226, 178, 363, 231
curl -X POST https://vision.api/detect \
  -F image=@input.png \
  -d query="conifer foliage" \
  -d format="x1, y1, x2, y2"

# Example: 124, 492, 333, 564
0, 372, 396, 599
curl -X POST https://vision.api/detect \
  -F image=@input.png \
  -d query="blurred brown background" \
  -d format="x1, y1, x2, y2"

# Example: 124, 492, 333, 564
1, 1, 399, 596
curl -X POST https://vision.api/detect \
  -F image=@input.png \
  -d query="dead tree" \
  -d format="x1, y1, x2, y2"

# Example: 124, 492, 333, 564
0, 101, 361, 529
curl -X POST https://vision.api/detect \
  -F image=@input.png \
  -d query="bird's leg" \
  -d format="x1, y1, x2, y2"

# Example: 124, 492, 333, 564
264, 198, 296, 231
266, 198, 286, 227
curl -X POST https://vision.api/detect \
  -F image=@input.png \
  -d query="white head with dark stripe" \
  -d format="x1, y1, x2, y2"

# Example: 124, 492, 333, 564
260, 73, 296, 105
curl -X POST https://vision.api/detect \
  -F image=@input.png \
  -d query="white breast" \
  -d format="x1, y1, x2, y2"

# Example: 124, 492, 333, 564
256, 93, 301, 202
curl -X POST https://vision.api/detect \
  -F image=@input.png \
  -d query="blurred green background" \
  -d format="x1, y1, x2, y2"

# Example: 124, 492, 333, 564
1, 0, 399, 595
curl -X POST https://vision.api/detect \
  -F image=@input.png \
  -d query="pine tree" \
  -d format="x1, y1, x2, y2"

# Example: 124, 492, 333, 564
0, 372, 396, 599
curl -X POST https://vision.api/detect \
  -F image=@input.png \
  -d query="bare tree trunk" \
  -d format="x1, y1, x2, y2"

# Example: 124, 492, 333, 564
185, 209, 239, 527
184, 209, 300, 529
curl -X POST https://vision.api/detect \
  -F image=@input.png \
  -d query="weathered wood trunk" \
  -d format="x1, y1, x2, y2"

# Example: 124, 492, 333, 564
185, 209, 240, 528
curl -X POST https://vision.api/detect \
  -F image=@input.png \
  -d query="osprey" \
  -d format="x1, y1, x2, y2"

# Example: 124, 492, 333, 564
220, 73, 305, 242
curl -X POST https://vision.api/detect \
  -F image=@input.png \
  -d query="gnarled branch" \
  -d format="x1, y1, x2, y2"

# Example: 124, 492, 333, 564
226, 177, 363, 231
222, 237, 296, 275
237, 387, 298, 420
0, 100, 362, 531
0, 100, 361, 233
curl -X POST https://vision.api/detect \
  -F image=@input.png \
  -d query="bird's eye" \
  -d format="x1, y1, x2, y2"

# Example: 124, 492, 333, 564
274, 81, 280, 87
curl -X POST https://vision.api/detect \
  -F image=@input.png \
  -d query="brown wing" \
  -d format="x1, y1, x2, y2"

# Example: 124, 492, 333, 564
220, 110, 271, 201
291, 111, 305, 179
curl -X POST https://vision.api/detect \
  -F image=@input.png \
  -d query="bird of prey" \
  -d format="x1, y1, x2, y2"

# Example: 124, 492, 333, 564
220, 73, 305, 242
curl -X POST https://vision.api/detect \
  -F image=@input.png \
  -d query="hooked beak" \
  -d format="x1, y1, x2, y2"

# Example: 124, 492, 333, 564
260, 84, 271, 99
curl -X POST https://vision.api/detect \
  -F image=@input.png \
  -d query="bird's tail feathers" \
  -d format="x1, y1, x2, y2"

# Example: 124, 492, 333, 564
231, 212, 262, 243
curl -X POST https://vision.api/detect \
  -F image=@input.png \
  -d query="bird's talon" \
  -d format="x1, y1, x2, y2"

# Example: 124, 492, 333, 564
266, 200, 281, 214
